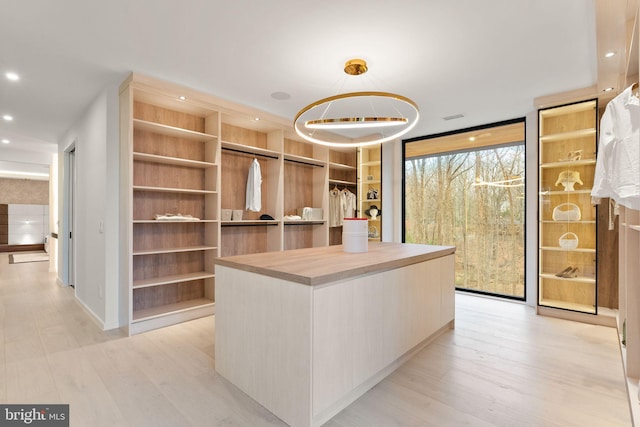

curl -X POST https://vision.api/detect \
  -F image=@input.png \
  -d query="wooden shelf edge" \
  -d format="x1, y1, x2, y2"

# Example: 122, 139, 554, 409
133, 118, 217, 141
539, 273, 596, 284
329, 179, 357, 186
131, 298, 215, 324
361, 160, 381, 167
133, 272, 215, 289
133, 185, 217, 194
284, 220, 326, 226
538, 298, 596, 314
629, 224, 640, 231
540, 127, 597, 142
133, 246, 217, 256
133, 152, 217, 168
329, 162, 357, 171
539, 246, 596, 253
221, 220, 279, 226
539, 189, 593, 195
540, 159, 597, 168
133, 220, 217, 224
540, 220, 596, 224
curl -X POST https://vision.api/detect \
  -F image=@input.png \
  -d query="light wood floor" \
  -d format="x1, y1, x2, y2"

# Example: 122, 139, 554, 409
0, 252, 632, 426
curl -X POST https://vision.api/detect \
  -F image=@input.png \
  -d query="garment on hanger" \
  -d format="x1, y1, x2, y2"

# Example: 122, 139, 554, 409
246, 158, 262, 212
592, 83, 640, 210
342, 188, 357, 218
329, 186, 345, 227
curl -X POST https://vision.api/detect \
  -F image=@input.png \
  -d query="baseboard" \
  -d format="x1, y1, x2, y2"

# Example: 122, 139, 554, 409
0, 244, 45, 253
74, 296, 107, 331
537, 305, 617, 327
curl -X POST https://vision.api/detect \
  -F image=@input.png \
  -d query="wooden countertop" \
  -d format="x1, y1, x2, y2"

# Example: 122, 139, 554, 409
215, 242, 455, 286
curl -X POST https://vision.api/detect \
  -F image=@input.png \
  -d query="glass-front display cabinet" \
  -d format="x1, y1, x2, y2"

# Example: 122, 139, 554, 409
358, 145, 382, 241
538, 99, 598, 314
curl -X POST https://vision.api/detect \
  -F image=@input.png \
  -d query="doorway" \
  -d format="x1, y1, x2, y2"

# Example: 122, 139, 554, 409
64, 145, 76, 287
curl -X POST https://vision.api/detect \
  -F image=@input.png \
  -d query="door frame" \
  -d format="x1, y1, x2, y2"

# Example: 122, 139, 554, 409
61, 140, 77, 287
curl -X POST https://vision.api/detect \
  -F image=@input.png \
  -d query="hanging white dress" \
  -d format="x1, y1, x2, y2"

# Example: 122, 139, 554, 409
246, 158, 262, 212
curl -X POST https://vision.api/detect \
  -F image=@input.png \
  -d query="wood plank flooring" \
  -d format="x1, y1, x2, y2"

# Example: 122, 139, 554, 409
0, 253, 632, 426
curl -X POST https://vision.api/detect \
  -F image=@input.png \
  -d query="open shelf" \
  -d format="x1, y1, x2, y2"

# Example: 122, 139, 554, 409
539, 127, 597, 143
133, 118, 217, 141
539, 273, 596, 284
132, 245, 217, 256
132, 298, 215, 322
539, 159, 597, 168
133, 185, 217, 194
133, 152, 216, 168
133, 272, 215, 289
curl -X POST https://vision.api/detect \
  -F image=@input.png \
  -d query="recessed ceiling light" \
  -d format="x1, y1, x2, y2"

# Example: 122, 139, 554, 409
603, 87, 615, 92
2, 114, 13, 121
1, 139, 9, 144
469, 136, 476, 142
5, 72, 19, 81
254, 117, 260, 121
178, 95, 187, 101
605, 51, 616, 58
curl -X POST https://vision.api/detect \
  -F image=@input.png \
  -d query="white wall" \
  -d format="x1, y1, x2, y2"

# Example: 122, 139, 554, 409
58, 84, 120, 330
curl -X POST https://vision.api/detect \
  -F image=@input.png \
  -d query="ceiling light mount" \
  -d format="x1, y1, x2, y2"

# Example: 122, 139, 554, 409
344, 59, 368, 76
293, 59, 419, 147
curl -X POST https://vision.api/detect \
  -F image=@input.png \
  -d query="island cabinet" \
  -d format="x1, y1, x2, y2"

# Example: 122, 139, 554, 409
214, 242, 456, 427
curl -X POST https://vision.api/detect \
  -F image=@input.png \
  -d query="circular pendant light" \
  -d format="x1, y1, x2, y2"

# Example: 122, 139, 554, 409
293, 59, 419, 147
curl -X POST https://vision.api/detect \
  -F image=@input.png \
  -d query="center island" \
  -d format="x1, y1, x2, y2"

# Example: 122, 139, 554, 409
214, 242, 456, 427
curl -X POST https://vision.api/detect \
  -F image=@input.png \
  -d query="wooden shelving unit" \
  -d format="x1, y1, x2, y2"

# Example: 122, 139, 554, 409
358, 145, 382, 241
537, 99, 598, 315
120, 74, 363, 333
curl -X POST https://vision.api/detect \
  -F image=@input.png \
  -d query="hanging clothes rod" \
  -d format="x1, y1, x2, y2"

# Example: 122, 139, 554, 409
283, 158, 325, 168
221, 146, 279, 160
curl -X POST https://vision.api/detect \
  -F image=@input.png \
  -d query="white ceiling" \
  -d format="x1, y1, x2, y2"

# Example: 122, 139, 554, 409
0, 0, 598, 174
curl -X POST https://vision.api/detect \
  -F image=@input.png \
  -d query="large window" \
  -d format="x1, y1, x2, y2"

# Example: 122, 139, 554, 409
403, 119, 526, 299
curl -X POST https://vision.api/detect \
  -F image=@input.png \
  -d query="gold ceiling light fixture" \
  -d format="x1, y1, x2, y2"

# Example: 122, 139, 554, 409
294, 58, 419, 147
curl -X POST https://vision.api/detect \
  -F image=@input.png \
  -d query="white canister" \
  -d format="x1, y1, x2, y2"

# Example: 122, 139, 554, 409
342, 218, 369, 253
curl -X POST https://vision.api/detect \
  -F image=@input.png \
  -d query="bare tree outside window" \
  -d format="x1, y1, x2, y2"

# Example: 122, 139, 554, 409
404, 123, 525, 299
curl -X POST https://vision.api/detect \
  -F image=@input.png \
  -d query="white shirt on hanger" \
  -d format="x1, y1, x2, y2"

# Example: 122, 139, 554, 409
246, 158, 262, 212
342, 188, 357, 218
329, 187, 344, 227
592, 84, 640, 210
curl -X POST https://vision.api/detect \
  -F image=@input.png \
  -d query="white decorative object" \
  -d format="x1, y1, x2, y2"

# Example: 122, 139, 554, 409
298, 207, 323, 221
552, 203, 581, 221
555, 170, 583, 191
221, 209, 232, 221
232, 210, 243, 221
558, 232, 579, 250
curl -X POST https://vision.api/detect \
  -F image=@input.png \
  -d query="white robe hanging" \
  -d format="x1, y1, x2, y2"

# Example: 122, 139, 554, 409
246, 158, 262, 212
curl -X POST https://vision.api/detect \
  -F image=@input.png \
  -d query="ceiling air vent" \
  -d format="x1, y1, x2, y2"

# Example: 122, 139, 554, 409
442, 114, 464, 121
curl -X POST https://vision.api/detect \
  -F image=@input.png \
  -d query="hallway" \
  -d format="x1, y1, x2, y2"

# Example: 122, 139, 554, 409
0, 252, 632, 426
